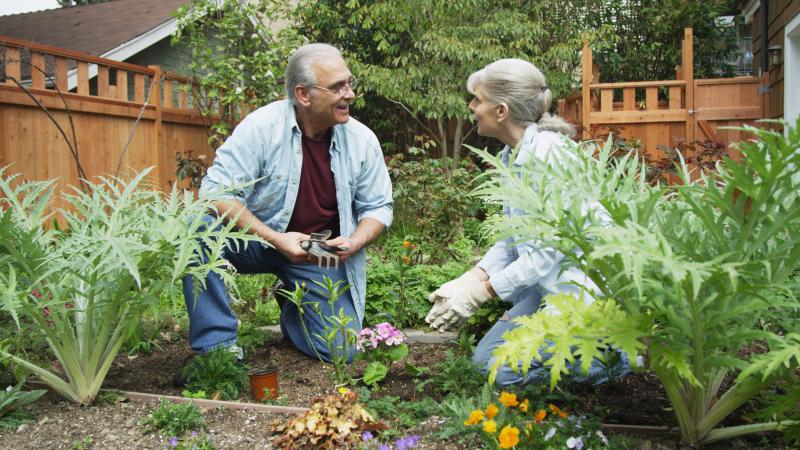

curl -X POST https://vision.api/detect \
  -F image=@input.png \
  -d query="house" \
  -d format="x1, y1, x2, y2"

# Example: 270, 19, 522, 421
0, 0, 193, 87
740, 0, 800, 126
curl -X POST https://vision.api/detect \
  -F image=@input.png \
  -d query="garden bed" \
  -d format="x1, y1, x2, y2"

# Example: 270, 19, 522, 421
1, 331, 789, 449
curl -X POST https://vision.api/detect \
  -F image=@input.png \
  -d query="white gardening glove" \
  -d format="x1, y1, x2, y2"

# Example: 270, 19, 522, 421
427, 270, 482, 304
429, 281, 494, 331
425, 270, 483, 328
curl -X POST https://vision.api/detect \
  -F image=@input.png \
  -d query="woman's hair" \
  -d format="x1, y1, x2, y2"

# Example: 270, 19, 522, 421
284, 43, 342, 105
467, 59, 575, 138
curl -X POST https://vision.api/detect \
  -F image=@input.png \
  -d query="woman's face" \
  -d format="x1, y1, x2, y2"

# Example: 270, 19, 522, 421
468, 84, 500, 139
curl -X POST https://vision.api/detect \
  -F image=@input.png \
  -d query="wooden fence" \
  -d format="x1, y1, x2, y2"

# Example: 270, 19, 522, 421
0, 35, 214, 210
560, 28, 763, 160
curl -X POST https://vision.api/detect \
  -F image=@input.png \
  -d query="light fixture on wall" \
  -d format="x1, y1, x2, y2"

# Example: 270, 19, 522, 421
768, 44, 783, 67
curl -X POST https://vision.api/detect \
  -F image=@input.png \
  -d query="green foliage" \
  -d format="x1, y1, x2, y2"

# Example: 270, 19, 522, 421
181, 390, 207, 399
429, 350, 486, 397
436, 384, 492, 442
232, 273, 280, 327
356, 386, 438, 437
583, 0, 740, 81
472, 118, 800, 446
236, 322, 271, 357
297, 0, 615, 165
139, 400, 206, 438
0, 379, 47, 429
387, 149, 485, 263
172, 0, 302, 147
0, 167, 259, 405
181, 348, 249, 401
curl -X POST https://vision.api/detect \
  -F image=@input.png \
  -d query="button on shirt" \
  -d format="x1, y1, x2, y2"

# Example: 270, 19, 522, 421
200, 99, 394, 322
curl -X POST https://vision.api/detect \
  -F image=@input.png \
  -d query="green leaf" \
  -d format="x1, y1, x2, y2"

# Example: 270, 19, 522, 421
363, 362, 389, 386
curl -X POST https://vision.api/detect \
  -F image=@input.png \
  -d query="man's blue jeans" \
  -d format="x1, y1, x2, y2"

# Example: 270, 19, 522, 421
182, 216, 360, 362
473, 286, 630, 386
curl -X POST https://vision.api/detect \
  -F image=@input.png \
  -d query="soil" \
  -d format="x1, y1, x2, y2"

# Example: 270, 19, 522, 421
0, 332, 790, 449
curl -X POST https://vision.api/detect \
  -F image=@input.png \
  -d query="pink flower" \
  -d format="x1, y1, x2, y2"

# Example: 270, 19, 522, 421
31, 288, 42, 299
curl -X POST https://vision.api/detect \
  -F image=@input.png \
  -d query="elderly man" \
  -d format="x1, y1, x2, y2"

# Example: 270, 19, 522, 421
182, 43, 393, 363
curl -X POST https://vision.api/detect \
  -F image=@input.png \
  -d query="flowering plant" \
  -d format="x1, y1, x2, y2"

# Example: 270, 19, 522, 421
463, 391, 609, 449
358, 431, 421, 450
356, 322, 408, 386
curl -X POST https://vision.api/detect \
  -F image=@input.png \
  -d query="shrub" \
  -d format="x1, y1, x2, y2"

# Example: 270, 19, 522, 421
139, 400, 206, 438
0, 380, 47, 429
181, 348, 249, 401
474, 119, 800, 446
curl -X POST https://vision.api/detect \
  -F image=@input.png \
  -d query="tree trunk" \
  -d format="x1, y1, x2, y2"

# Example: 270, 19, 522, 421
452, 117, 464, 171
437, 118, 448, 168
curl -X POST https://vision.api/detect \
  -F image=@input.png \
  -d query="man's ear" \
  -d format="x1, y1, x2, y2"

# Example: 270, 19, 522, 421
295, 85, 312, 107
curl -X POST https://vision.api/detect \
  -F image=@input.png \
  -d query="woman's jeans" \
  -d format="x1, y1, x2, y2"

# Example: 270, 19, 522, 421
182, 216, 359, 362
473, 285, 630, 387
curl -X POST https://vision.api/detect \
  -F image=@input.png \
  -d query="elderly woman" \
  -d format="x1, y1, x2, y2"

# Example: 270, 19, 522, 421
425, 58, 628, 386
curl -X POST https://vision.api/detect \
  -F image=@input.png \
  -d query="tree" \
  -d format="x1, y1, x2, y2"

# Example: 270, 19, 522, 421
297, 0, 616, 168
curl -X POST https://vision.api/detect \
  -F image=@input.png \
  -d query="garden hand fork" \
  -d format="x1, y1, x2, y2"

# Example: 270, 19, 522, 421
300, 229, 349, 270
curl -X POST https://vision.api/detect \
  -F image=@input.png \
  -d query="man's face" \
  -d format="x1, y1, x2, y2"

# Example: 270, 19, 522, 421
307, 56, 355, 128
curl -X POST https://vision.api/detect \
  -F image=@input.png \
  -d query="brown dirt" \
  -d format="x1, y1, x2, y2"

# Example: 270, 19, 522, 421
0, 333, 791, 449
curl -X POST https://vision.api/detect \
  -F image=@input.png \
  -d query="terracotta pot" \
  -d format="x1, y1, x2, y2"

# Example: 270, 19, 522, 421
249, 367, 278, 401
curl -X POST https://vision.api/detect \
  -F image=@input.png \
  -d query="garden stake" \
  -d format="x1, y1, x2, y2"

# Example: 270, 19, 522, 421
300, 230, 348, 269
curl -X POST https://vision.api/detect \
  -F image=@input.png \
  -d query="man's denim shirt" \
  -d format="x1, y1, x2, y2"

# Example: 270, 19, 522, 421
200, 99, 393, 322
476, 123, 581, 301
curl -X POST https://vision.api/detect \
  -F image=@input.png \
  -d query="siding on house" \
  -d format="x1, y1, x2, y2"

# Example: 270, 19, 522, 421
752, 0, 800, 119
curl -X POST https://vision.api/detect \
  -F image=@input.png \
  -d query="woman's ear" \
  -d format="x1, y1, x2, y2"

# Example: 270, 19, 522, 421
496, 103, 509, 122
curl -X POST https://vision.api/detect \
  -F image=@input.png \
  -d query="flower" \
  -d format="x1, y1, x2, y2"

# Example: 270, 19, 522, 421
485, 403, 499, 419
549, 403, 568, 418
498, 391, 519, 408
31, 288, 42, 299
402, 240, 411, 248
544, 427, 556, 441
567, 436, 584, 450
519, 399, 529, 412
168, 436, 179, 447
534, 409, 547, 423
464, 410, 484, 426
498, 425, 520, 449
339, 387, 350, 395
482, 419, 497, 433
402, 255, 412, 264
361, 431, 374, 441
378, 445, 391, 450
395, 434, 421, 450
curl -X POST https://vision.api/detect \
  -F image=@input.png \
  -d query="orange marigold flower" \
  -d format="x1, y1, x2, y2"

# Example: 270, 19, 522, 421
534, 409, 547, 423
482, 419, 497, 433
402, 240, 411, 248
498, 425, 520, 449
464, 410, 484, 426
549, 403, 568, 418
402, 255, 412, 264
519, 398, 529, 412
498, 392, 519, 408
485, 403, 499, 419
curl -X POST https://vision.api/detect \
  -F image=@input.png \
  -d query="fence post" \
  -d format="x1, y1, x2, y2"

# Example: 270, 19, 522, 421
148, 65, 164, 188
582, 41, 592, 139
682, 28, 695, 143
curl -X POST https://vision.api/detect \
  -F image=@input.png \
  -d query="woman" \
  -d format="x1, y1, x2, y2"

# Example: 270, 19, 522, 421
425, 59, 628, 386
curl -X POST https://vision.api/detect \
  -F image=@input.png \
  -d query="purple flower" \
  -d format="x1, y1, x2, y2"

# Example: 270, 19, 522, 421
168, 436, 179, 447
361, 431, 374, 441
395, 434, 421, 450
378, 445, 392, 450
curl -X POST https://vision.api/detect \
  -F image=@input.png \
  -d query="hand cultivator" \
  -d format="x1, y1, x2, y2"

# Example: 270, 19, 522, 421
300, 230, 348, 269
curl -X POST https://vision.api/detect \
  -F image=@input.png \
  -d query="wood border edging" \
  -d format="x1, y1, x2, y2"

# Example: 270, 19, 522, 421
122, 390, 309, 415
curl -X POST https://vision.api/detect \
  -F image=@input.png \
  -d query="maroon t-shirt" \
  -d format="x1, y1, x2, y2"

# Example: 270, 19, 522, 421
286, 133, 340, 236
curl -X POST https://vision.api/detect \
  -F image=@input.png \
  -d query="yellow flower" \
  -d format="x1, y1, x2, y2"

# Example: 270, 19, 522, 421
402, 255, 412, 264
519, 399, 529, 412
498, 392, 519, 408
549, 403, 568, 418
402, 240, 411, 248
338, 387, 349, 395
534, 409, 547, 423
485, 403, 499, 419
482, 419, 497, 433
464, 410, 484, 426
498, 425, 520, 449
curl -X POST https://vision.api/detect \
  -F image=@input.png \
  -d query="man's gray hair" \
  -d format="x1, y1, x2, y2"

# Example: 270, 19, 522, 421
467, 59, 575, 138
284, 43, 342, 105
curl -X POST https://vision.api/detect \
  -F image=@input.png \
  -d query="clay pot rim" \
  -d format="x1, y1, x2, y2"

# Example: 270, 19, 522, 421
248, 366, 278, 376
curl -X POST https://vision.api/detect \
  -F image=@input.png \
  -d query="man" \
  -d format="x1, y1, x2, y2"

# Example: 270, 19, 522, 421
183, 43, 393, 363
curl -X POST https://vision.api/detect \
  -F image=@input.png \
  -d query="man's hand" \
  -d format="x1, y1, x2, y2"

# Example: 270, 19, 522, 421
428, 281, 494, 331
324, 235, 364, 263
269, 231, 312, 264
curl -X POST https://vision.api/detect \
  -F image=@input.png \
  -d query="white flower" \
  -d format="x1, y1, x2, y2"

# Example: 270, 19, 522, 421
567, 437, 584, 450
265, 70, 274, 78
544, 427, 556, 441
235, 86, 243, 95
5, 385, 12, 392
596, 430, 609, 445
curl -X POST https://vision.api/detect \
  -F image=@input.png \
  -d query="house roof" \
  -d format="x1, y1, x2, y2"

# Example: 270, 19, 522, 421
0, 0, 189, 59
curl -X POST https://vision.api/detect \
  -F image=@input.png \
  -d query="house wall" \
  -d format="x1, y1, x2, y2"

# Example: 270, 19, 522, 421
752, 0, 800, 120
126, 36, 195, 76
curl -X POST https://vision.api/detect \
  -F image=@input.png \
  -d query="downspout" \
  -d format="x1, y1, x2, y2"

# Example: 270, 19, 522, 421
760, 0, 769, 119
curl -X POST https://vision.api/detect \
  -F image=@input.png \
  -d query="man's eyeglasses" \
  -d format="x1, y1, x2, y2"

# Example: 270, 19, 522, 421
311, 78, 358, 96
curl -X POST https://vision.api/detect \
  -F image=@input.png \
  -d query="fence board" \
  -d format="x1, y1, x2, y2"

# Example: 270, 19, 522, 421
77, 62, 89, 96
98, 66, 109, 98
116, 70, 128, 101
3, 47, 20, 84
30, 52, 45, 89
